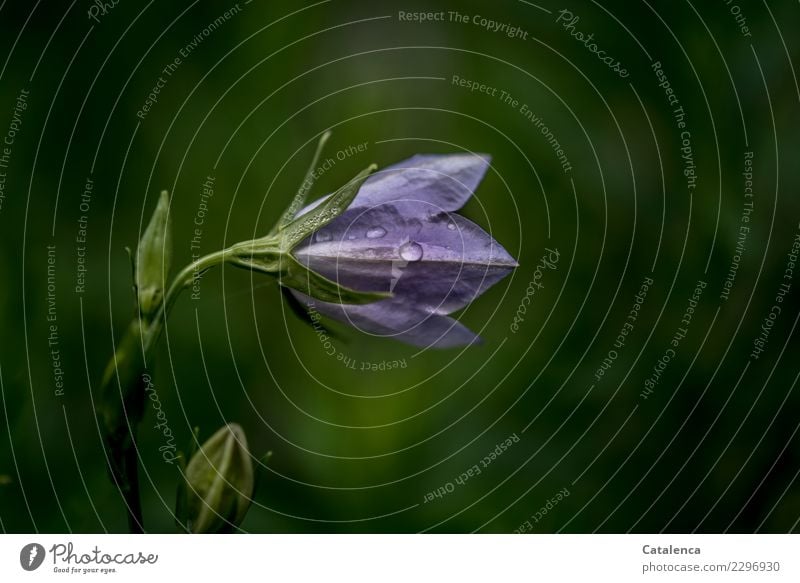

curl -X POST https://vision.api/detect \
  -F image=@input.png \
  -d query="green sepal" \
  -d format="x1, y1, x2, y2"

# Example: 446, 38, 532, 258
280, 253, 390, 305
275, 130, 332, 230
225, 161, 389, 306
277, 163, 377, 250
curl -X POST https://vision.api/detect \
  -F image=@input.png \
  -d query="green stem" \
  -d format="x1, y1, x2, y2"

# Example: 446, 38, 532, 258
122, 439, 144, 534
99, 320, 147, 533
144, 248, 230, 354
103, 248, 232, 533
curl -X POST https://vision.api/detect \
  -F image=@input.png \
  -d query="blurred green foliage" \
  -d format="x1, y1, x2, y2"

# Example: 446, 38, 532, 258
1, 0, 799, 533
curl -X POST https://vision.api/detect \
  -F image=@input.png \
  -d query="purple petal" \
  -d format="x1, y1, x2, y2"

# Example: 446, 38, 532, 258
288, 152, 516, 348
297, 153, 491, 217
292, 203, 516, 315
295, 292, 481, 348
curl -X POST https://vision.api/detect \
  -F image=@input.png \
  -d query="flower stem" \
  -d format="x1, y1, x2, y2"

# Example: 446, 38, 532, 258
102, 248, 231, 533
121, 437, 144, 534
144, 248, 230, 354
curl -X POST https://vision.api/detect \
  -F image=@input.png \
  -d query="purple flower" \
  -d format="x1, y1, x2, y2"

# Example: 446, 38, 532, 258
290, 153, 518, 348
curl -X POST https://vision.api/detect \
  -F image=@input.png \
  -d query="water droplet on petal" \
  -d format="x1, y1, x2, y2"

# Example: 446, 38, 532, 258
347, 233, 358, 240
447, 222, 456, 231
316, 230, 332, 242
399, 241, 423, 262
366, 226, 387, 239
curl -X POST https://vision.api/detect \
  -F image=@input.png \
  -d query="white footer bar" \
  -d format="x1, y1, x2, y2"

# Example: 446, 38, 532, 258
1, 534, 797, 582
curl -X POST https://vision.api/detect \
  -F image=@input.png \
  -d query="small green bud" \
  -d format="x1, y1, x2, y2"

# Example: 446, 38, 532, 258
177, 423, 254, 533
136, 190, 172, 319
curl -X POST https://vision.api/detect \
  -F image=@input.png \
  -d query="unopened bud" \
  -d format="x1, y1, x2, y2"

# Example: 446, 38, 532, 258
177, 423, 254, 533
136, 190, 172, 319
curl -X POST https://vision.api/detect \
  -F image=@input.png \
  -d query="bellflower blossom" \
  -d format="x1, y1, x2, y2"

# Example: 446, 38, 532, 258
289, 153, 518, 348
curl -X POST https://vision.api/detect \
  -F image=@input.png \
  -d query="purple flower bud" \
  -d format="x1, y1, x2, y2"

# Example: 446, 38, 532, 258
291, 153, 517, 348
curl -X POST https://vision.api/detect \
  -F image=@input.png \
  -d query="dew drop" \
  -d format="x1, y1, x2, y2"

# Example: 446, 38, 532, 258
399, 240, 423, 262
366, 226, 387, 239
347, 233, 358, 240
316, 230, 332, 242
447, 222, 456, 231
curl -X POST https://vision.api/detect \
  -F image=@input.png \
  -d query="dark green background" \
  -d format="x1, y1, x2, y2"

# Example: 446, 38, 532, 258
1, 0, 799, 532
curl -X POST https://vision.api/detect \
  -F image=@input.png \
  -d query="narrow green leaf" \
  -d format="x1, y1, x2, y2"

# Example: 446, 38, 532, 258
275, 130, 332, 230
